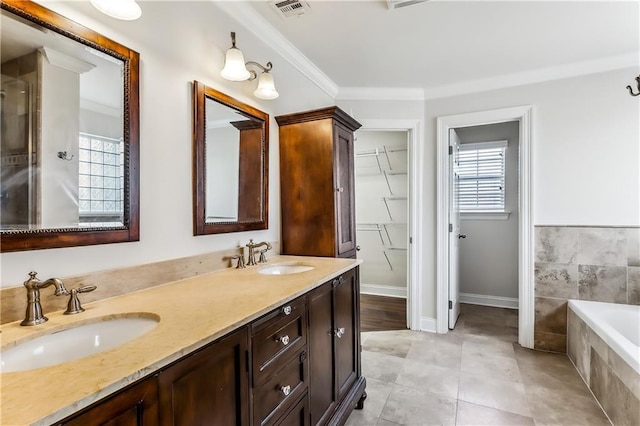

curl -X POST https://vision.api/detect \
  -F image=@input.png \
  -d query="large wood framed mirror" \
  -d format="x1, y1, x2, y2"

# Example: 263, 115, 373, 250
0, 0, 139, 252
193, 81, 268, 235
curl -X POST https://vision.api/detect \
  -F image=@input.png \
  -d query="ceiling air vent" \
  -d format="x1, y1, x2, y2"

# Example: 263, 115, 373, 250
386, 0, 429, 9
269, 0, 312, 19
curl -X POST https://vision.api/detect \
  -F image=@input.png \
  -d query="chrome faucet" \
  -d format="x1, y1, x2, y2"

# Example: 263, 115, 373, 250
246, 239, 272, 266
20, 271, 96, 326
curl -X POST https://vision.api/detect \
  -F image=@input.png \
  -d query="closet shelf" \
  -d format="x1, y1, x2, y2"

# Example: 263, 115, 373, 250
355, 145, 408, 172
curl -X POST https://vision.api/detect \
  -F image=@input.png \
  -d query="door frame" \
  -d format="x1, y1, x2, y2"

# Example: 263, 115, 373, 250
357, 119, 423, 331
435, 106, 534, 348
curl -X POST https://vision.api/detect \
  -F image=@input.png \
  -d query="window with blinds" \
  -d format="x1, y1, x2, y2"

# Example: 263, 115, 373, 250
456, 140, 507, 212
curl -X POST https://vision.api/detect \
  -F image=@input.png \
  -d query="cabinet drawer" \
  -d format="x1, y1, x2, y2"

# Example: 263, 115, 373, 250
252, 299, 307, 385
274, 392, 309, 426
252, 296, 306, 334
254, 351, 308, 426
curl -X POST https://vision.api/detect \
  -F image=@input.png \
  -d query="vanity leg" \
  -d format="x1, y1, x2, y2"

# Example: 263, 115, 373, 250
355, 391, 367, 410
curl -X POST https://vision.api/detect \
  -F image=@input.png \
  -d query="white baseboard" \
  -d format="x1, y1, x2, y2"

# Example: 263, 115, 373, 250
361, 284, 406, 299
419, 316, 437, 333
459, 292, 518, 309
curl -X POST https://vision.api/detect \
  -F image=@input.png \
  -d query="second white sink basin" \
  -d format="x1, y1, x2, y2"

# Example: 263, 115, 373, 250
258, 263, 315, 275
0, 314, 159, 373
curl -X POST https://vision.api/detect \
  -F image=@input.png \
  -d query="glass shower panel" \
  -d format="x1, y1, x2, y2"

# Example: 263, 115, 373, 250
1, 75, 36, 229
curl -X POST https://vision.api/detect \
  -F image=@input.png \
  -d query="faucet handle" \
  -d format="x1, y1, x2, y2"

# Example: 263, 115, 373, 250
63, 285, 96, 315
258, 248, 269, 264
232, 254, 246, 269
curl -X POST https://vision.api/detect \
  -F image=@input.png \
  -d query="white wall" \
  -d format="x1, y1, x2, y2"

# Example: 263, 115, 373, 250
455, 122, 519, 300
1, 1, 333, 287
423, 68, 640, 319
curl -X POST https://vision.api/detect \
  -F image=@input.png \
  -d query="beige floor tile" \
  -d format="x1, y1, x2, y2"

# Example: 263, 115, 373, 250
380, 384, 457, 426
405, 338, 462, 369
456, 401, 535, 426
460, 350, 522, 383
348, 305, 608, 426
461, 334, 517, 359
364, 332, 415, 358
395, 358, 460, 399
526, 384, 610, 425
458, 370, 532, 417
362, 350, 406, 383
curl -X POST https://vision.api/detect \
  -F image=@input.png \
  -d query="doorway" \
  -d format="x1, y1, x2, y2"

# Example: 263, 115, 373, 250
354, 119, 422, 332
450, 122, 521, 331
436, 106, 534, 348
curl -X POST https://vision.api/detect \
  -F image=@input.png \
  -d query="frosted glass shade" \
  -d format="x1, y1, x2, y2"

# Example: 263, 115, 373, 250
90, 0, 142, 20
253, 72, 279, 100
221, 48, 251, 81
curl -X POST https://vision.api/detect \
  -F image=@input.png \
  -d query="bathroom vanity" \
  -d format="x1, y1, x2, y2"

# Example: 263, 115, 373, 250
0, 256, 365, 426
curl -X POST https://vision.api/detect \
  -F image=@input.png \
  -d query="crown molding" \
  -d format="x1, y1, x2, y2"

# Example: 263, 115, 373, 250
213, 1, 339, 99
424, 52, 638, 100
337, 87, 425, 101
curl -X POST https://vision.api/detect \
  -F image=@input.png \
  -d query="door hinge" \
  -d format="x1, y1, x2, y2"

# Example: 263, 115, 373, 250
449, 145, 453, 155
409, 236, 413, 244
448, 300, 453, 309
449, 223, 453, 232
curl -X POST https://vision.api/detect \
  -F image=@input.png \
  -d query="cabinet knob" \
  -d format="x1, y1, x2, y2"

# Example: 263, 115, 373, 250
280, 385, 291, 396
336, 187, 344, 193
276, 335, 290, 346
334, 327, 346, 338
282, 305, 292, 315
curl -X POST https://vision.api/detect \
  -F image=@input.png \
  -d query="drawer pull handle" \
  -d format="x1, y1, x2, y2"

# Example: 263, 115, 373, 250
282, 305, 292, 315
334, 327, 345, 338
280, 385, 291, 396
277, 335, 290, 346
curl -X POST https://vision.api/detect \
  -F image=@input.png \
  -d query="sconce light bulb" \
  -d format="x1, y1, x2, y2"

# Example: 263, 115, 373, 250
221, 47, 251, 81
90, 0, 142, 21
253, 72, 279, 100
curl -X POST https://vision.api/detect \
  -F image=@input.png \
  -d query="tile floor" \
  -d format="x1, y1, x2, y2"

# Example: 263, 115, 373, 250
346, 303, 611, 426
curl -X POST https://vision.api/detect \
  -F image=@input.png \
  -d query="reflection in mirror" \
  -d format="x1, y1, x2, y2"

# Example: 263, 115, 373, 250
0, 0, 139, 252
193, 81, 268, 235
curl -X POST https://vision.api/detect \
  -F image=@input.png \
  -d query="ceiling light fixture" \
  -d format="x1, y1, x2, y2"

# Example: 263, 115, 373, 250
220, 32, 279, 100
90, 0, 142, 21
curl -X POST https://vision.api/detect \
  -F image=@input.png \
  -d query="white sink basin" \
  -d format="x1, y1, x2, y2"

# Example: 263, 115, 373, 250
0, 315, 159, 373
258, 263, 315, 275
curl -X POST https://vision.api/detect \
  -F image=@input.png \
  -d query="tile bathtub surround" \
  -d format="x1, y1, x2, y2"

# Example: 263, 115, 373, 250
346, 305, 609, 426
567, 308, 640, 426
0, 243, 279, 324
534, 226, 640, 352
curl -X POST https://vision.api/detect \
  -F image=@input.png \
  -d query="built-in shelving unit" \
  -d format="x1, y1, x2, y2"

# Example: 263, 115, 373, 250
354, 134, 408, 295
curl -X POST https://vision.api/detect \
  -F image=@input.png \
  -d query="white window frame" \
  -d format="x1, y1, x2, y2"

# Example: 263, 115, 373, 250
457, 140, 510, 220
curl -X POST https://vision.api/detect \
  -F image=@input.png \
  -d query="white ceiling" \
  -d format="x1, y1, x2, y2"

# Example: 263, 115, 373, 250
245, 0, 639, 96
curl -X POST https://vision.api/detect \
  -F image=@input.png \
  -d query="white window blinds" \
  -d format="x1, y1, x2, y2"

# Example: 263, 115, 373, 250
456, 140, 507, 211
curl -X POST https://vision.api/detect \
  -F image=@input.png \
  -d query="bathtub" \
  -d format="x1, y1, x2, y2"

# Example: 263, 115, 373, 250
567, 300, 640, 425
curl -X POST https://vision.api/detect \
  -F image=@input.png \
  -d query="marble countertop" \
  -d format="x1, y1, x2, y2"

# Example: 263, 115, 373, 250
0, 255, 360, 426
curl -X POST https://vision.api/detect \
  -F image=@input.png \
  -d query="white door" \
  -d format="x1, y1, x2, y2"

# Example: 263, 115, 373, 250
448, 129, 461, 329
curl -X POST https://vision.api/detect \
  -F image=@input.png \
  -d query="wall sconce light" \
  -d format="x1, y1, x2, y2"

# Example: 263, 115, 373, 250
221, 32, 279, 100
90, 0, 142, 21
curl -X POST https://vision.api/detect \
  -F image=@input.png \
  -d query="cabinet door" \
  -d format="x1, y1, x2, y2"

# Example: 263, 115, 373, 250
333, 269, 358, 401
307, 282, 335, 425
333, 124, 356, 257
59, 377, 158, 426
158, 327, 250, 426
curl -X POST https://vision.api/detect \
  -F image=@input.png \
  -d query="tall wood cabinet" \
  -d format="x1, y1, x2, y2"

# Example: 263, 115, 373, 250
276, 107, 362, 259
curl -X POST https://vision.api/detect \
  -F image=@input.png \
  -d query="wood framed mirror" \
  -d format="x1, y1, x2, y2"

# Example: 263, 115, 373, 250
0, 0, 140, 252
193, 81, 268, 235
